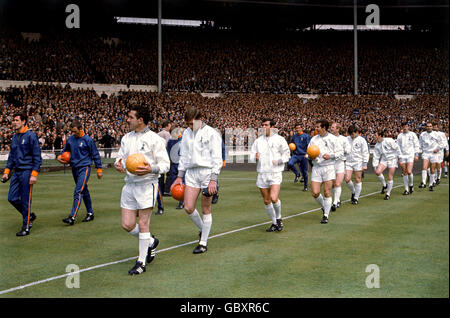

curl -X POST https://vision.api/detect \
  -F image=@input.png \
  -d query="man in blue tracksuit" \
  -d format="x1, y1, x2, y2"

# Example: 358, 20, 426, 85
57, 119, 103, 225
287, 124, 311, 191
167, 128, 184, 209
2, 113, 42, 236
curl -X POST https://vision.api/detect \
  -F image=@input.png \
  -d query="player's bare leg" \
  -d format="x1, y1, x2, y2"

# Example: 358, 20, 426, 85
375, 164, 388, 194
269, 184, 283, 230
420, 159, 429, 188
122, 208, 155, 275
259, 187, 278, 231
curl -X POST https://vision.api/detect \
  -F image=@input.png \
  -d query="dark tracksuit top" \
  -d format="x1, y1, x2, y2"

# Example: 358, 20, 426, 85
288, 132, 311, 183
60, 131, 102, 218
5, 126, 42, 230
167, 137, 183, 203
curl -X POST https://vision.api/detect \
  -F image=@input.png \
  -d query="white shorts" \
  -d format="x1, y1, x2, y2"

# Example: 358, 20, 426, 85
345, 161, 363, 172
311, 165, 335, 183
185, 167, 212, 189
335, 161, 345, 174
422, 152, 440, 164
437, 151, 444, 163
256, 172, 283, 188
399, 155, 415, 164
121, 182, 158, 210
378, 158, 398, 169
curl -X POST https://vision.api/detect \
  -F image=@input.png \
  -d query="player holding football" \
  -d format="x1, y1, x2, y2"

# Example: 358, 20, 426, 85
418, 122, 442, 190
396, 122, 420, 195
287, 123, 311, 192
250, 118, 291, 232
373, 130, 400, 200
330, 122, 350, 210
344, 125, 369, 205
57, 119, 103, 225
171, 107, 223, 254
432, 123, 449, 185
308, 120, 343, 224
167, 126, 185, 209
114, 105, 170, 275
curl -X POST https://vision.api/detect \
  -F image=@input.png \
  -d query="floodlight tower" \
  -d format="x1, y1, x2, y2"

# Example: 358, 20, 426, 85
158, 0, 162, 93
353, 0, 358, 96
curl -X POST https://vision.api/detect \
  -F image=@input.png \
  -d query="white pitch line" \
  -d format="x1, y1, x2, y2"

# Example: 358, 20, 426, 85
0, 183, 433, 296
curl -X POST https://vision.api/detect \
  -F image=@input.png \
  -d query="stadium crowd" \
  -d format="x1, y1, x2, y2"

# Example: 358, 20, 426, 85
0, 84, 448, 152
1, 30, 448, 95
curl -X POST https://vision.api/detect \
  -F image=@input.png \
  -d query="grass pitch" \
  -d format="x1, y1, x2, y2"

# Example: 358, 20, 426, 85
0, 168, 448, 298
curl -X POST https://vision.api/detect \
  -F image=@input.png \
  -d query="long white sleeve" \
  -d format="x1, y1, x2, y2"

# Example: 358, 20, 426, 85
279, 136, 291, 164
252, 134, 290, 173
372, 143, 381, 168
117, 129, 169, 184
209, 128, 223, 176
361, 138, 370, 163
178, 130, 189, 173
176, 124, 223, 175
413, 133, 420, 155
152, 135, 170, 175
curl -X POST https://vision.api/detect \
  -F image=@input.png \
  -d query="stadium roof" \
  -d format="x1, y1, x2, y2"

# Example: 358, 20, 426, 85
0, 0, 448, 31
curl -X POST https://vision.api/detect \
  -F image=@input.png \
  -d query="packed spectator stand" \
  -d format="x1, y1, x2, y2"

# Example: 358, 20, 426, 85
0, 28, 448, 153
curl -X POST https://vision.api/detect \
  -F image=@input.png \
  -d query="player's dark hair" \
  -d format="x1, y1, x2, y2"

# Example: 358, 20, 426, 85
131, 104, 153, 125
161, 120, 171, 128
316, 119, 329, 130
377, 129, 386, 137
261, 118, 276, 127
70, 119, 83, 129
13, 113, 27, 123
185, 107, 202, 122
347, 125, 358, 135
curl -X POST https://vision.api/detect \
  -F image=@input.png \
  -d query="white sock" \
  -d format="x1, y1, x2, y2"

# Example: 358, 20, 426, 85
387, 180, 394, 196
129, 224, 140, 238
378, 174, 386, 187
199, 214, 212, 246
323, 196, 332, 217
438, 169, 442, 179
430, 172, 435, 185
138, 232, 151, 265
333, 186, 342, 205
434, 172, 438, 182
403, 175, 409, 191
422, 170, 428, 184
408, 174, 414, 186
273, 200, 282, 219
129, 224, 154, 247
265, 203, 277, 225
189, 209, 204, 230
444, 166, 448, 173
427, 168, 431, 176
315, 194, 324, 208
354, 182, 362, 200
346, 181, 355, 194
